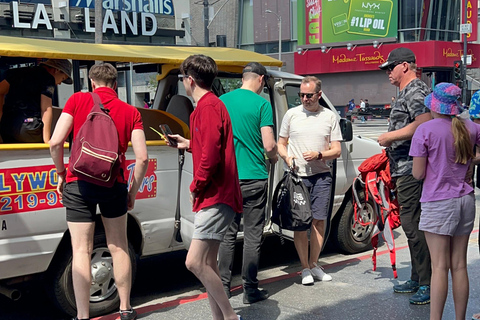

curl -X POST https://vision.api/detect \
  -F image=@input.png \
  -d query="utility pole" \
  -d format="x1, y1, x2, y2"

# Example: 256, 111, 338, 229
265, 10, 282, 71
95, 0, 102, 45
462, 0, 468, 105
203, 0, 209, 46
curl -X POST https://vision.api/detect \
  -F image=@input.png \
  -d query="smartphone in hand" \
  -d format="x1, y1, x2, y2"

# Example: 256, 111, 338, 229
159, 124, 178, 147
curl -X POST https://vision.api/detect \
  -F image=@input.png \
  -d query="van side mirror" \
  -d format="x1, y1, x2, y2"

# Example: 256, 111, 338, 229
340, 118, 353, 142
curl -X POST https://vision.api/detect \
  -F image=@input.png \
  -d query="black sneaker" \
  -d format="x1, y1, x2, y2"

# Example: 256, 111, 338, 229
393, 279, 419, 293
243, 289, 269, 304
409, 285, 430, 305
120, 308, 137, 320
224, 285, 232, 299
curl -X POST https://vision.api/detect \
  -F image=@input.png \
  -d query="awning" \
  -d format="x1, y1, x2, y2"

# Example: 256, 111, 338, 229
0, 35, 283, 67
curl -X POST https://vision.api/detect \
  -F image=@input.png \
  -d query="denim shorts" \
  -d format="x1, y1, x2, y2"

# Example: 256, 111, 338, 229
419, 192, 475, 236
62, 180, 128, 222
302, 172, 332, 221
192, 203, 236, 241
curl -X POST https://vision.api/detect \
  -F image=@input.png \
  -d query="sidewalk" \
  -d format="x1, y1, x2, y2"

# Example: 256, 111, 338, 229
95, 230, 480, 320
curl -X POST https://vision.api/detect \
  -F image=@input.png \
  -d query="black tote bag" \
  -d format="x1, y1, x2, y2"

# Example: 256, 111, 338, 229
271, 170, 312, 231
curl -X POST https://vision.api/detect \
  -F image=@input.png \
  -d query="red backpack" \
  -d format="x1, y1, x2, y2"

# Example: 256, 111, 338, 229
69, 92, 122, 187
352, 149, 401, 278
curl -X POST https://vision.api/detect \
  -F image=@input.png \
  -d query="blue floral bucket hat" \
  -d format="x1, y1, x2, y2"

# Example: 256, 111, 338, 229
424, 82, 463, 115
469, 90, 480, 119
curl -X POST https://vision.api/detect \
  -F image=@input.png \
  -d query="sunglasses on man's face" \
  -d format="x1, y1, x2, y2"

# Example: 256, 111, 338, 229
178, 74, 186, 81
386, 62, 404, 71
298, 92, 317, 99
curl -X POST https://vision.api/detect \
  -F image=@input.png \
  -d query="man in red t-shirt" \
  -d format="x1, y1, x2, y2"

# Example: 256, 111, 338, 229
49, 63, 148, 320
170, 55, 243, 320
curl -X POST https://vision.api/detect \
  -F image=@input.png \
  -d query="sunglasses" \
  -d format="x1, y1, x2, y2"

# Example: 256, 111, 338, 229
386, 62, 404, 71
298, 92, 317, 99
178, 74, 186, 81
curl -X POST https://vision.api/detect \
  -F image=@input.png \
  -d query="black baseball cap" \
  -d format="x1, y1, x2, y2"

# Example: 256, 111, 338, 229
378, 47, 416, 70
243, 62, 268, 78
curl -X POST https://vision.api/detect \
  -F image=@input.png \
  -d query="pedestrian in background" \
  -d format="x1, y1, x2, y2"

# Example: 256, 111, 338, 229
378, 47, 432, 305
168, 54, 243, 320
49, 63, 148, 320
218, 62, 277, 304
469, 90, 480, 320
410, 83, 480, 320
277, 76, 342, 285
360, 98, 366, 123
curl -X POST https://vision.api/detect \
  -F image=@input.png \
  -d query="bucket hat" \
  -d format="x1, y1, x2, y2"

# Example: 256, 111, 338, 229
40, 59, 73, 84
424, 82, 463, 115
469, 90, 480, 119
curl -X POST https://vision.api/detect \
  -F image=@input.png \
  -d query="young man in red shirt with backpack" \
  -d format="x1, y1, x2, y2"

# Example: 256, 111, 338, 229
50, 63, 148, 320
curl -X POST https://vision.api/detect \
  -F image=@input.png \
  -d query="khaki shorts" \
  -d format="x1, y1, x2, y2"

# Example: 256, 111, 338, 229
193, 203, 236, 241
420, 192, 475, 236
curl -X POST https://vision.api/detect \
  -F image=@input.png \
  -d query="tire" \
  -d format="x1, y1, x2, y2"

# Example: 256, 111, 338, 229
47, 232, 137, 317
335, 191, 375, 254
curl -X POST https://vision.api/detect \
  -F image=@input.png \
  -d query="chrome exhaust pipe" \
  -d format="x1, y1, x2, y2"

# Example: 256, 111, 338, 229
0, 285, 21, 301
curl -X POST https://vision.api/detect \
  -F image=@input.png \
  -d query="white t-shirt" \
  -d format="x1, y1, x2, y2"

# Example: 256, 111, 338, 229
360, 101, 366, 110
279, 105, 343, 177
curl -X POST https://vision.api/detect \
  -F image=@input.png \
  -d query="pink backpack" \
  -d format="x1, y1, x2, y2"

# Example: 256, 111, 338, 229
69, 92, 122, 187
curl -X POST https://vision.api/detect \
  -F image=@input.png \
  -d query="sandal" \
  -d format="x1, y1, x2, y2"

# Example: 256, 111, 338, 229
472, 313, 480, 320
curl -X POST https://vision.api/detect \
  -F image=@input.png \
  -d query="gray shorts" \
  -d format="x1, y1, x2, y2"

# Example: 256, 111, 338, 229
419, 192, 475, 236
302, 172, 332, 221
192, 203, 236, 241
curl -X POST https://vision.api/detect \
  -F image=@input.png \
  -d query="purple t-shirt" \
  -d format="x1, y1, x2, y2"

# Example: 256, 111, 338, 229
409, 118, 480, 202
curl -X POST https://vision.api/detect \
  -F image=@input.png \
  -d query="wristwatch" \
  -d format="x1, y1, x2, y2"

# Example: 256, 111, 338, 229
317, 151, 323, 160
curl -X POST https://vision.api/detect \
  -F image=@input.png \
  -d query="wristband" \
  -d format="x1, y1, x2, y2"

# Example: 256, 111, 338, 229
57, 168, 66, 176
317, 152, 323, 160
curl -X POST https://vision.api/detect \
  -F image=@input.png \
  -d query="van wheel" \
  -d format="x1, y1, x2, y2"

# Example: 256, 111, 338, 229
47, 232, 137, 317
335, 192, 375, 254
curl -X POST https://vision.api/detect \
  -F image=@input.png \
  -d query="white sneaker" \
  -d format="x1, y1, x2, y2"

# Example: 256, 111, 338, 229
301, 268, 314, 285
310, 264, 332, 281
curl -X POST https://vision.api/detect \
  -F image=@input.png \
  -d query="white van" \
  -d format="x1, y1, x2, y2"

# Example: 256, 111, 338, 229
0, 36, 382, 317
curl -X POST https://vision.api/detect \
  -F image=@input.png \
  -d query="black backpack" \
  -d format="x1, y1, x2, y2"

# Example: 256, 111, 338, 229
271, 170, 312, 231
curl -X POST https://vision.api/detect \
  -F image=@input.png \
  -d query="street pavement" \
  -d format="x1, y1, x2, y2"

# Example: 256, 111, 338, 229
92, 195, 480, 320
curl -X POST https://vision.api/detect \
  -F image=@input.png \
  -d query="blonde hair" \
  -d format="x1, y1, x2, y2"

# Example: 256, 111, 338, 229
452, 117, 474, 164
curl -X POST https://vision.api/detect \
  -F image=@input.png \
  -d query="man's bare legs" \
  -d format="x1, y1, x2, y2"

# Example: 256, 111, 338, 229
102, 214, 132, 312
186, 239, 238, 320
293, 231, 309, 270
293, 219, 326, 270
68, 221, 95, 320
309, 219, 325, 268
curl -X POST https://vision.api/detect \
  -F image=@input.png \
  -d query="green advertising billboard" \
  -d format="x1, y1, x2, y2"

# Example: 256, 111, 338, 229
298, 0, 398, 46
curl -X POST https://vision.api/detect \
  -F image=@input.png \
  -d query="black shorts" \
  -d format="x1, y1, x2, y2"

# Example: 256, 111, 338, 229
62, 180, 128, 223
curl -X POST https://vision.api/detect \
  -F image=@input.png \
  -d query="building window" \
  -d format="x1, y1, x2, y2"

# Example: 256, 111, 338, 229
240, 0, 254, 46
399, 0, 460, 42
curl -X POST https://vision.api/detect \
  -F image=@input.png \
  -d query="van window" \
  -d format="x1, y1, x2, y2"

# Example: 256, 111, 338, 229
285, 84, 301, 109
216, 77, 273, 106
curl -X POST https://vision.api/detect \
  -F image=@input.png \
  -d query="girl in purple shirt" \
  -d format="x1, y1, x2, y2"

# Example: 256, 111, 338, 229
410, 83, 480, 320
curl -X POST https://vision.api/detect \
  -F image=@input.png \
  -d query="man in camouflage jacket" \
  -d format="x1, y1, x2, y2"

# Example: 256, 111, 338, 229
378, 47, 432, 305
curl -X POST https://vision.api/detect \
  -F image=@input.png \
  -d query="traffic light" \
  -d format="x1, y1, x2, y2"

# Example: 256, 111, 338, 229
453, 60, 463, 88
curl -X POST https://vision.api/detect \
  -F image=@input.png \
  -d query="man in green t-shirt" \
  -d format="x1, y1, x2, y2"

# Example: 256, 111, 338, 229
218, 62, 277, 304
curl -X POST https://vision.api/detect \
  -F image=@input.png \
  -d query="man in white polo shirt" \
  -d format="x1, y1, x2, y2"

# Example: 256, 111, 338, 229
278, 76, 342, 285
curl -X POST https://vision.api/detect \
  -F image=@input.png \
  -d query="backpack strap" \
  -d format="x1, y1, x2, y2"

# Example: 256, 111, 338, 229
90, 92, 106, 113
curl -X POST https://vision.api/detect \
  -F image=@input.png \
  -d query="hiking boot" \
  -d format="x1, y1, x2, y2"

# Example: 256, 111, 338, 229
301, 268, 314, 285
243, 289, 269, 304
120, 308, 137, 320
409, 285, 430, 305
310, 264, 332, 281
393, 279, 419, 293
